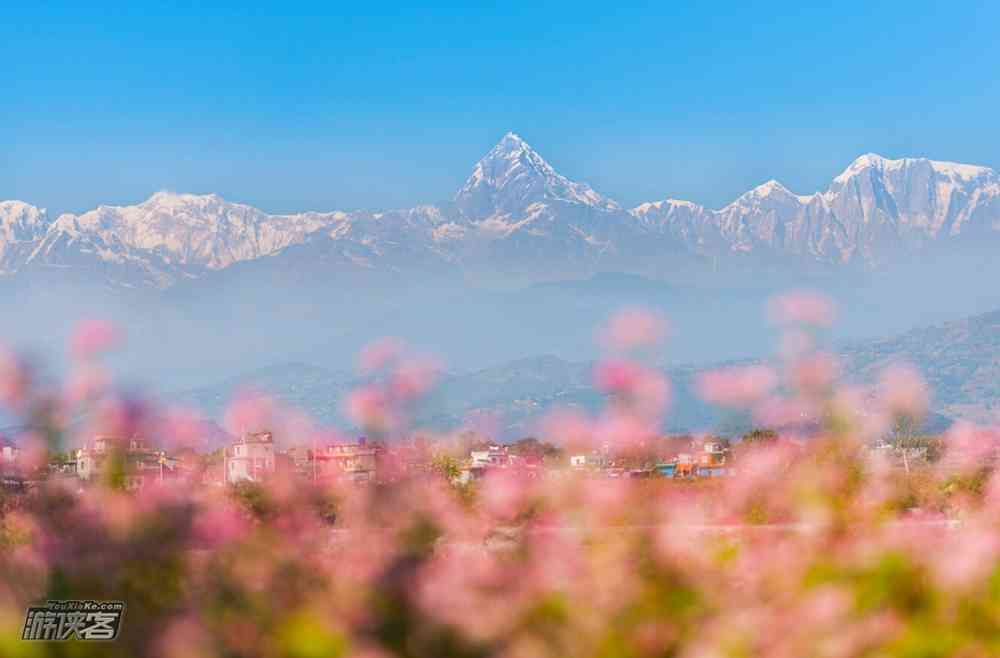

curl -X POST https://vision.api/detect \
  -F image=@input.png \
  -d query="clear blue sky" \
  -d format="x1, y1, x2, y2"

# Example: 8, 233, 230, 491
3, 1, 999, 216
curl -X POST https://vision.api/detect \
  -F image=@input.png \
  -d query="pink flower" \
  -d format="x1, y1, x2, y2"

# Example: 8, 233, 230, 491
63, 365, 110, 407
69, 319, 122, 360
0, 347, 31, 409
942, 422, 999, 473
829, 385, 889, 440
159, 406, 212, 450
696, 365, 778, 408
752, 395, 818, 428
630, 368, 671, 420
540, 409, 596, 452
600, 308, 666, 352
787, 352, 839, 395
480, 469, 530, 519
223, 390, 276, 436
358, 338, 405, 373
594, 360, 642, 393
345, 386, 391, 430
768, 290, 836, 327
877, 364, 929, 422
595, 410, 656, 450
389, 357, 440, 400
931, 524, 1000, 588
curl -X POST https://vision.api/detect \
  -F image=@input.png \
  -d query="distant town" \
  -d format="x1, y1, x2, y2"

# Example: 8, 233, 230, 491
0, 425, 956, 497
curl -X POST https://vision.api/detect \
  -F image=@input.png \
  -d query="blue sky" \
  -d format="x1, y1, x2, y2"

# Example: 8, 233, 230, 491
3, 1, 999, 216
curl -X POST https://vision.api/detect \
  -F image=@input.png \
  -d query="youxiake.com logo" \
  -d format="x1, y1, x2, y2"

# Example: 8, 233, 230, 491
21, 600, 125, 641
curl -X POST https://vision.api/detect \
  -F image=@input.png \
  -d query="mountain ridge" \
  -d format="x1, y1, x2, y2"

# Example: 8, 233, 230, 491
172, 304, 1000, 438
3, 136, 1000, 287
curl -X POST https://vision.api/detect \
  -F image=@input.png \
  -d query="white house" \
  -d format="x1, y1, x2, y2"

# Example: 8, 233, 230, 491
0, 436, 18, 465
226, 431, 276, 484
470, 445, 509, 468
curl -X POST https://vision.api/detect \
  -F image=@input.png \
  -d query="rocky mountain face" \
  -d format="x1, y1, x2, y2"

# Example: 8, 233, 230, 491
3, 135, 1000, 288
634, 154, 1000, 265
0, 201, 50, 275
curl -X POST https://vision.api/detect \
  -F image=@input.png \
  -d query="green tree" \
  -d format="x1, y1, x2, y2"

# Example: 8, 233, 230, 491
430, 454, 462, 482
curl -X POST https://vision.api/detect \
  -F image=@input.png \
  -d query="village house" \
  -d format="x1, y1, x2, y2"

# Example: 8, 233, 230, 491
314, 438, 378, 483
471, 444, 511, 468
0, 436, 19, 468
225, 431, 276, 484
655, 438, 732, 479
76, 436, 180, 489
696, 440, 731, 477
569, 451, 611, 470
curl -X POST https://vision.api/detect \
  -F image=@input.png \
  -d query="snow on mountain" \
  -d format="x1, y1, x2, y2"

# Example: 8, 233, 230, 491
454, 132, 621, 218
46, 192, 345, 269
16, 192, 350, 287
634, 153, 1000, 265
2, 138, 1000, 288
0, 201, 50, 274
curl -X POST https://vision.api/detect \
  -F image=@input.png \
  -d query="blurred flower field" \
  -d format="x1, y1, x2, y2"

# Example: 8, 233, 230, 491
2, 293, 1000, 657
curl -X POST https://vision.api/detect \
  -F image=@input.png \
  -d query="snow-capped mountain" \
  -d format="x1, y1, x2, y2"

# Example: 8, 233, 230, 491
2, 136, 1000, 289
4, 192, 351, 286
634, 154, 1000, 265
454, 132, 620, 218
0, 201, 50, 275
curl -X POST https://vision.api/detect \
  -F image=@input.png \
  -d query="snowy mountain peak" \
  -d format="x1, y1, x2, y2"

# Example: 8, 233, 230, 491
0, 201, 50, 274
454, 132, 620, 218
496, 131, 530, 151
0, 200, 48, 226
143, 190, 226, 207
733, 179, 805, 206
834, 153, 996, 186
750, 179, 790, 196
3, 147, 1000, 287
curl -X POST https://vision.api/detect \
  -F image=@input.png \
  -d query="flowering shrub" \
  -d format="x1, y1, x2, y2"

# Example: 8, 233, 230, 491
1, 296, 1000, 657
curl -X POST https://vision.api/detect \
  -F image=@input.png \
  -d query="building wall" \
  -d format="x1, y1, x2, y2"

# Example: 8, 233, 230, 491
227, 440, 275, 483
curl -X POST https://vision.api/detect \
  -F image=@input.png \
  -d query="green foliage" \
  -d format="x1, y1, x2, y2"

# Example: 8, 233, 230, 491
230, 480, 277, 521
509, 437, 562, 460
741, 428, 778, 444
431, 454, 462, 482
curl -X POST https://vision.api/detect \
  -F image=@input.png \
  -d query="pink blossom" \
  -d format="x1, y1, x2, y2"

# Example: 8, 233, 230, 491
941, 422, 999, 473
539, 408, 596, 452
595, 409, 658, 451
389, 357, 440, 399
752, 395, 818, 428
224, 390, 276, 436
593, 359, 642, 393
69, 319, 122, 360
0, 347, 31, 409
631, 369, 671, 420
63, 365, 110, 407
160, 406, 212, 450
480, 469, 530, 519
931, 525, 1000, 588
768, 290, 836, 327
696, 365, 778, 408
358, 337, 405, 373
600, 307, 666, 352
877, 364, 929, 422
787, 352, 839, 395
344, 386, 391, 430
830, 385, 889, 440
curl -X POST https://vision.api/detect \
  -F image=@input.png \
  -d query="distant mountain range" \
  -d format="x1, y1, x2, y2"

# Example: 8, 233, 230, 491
4, 133, 1000, 288
173, 306, 1000, 439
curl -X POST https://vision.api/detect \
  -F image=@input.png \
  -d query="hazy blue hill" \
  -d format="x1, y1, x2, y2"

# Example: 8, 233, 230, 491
840, 308, 1000, 425
168, 307, 1000, 440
